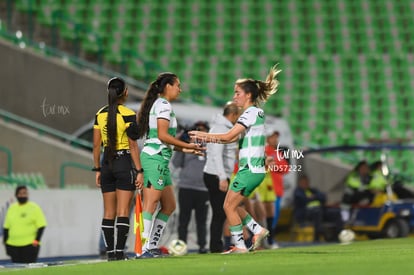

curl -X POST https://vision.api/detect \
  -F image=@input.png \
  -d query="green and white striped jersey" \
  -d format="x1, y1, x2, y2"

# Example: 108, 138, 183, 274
142, 97, 177, 159
237, 106, 266, 173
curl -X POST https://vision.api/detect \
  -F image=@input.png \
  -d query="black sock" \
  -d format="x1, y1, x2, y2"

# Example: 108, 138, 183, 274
102, 219, 115, 255
115, 217, 130, 256
266, 217, 274, 244
224, 236, 232, 251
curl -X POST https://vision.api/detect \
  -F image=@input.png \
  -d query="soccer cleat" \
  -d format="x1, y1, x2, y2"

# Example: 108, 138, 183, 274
149, 248, 169, 257
115, 251, 129, 261
221, 246, 249, 254
107, 251, 116, 261
136, 248, 169, 259
250, 228, 270, 251
136, 250, 154, 259
270, 243, 280, 249
198, 248, 208, 254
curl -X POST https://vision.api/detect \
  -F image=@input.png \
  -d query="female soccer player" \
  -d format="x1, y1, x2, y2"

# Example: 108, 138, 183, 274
93, 77, 144, 260
190, 65, 281, 253
134, 72, 203, 258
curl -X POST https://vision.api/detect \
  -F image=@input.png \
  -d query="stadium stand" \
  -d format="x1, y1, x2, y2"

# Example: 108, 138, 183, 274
0, 172, 47, 189
1, 0, 414, 175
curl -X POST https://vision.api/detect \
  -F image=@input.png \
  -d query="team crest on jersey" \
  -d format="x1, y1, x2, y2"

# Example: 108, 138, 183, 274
258, 111, 264, 118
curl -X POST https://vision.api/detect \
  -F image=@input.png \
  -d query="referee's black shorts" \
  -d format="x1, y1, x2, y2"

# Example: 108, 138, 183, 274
101, 151, 136, 193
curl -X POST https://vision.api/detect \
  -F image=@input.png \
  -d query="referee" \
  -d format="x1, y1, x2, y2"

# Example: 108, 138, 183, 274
93, 77, 144, 261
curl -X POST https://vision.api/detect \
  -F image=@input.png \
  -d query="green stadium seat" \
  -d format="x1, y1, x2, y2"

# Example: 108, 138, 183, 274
15, 0, 37, 13
57, 18, 81, 41
104, 38, 132, 64
108, 17, 135, 41
113, 0, 138, 12
81, 32, 103, 54
89, 0, 112, 10
25, 0, 413, 177
37, 0, 62, 26
127, 57, 147, 80
84, 15, 109, 41
62, 1, 86, 26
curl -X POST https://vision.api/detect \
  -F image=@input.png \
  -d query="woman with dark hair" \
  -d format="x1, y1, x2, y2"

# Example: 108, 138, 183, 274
190, 65, 281, 254
93, 77, 144, 261
134, 72, 203, 258
3, 185, 46, 263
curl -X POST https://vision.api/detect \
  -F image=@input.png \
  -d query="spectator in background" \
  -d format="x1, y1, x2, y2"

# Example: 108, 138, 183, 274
203, 103, 241, 253
293, 175, 326, 242
368, 160, 396, 206
341, 160, 373, 221
2, 186, 47, 263
172, 121, 210, 254
368, 161, 388, 193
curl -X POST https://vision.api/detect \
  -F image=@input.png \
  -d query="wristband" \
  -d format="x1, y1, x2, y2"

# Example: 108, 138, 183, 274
91, 167, 101, 172
134, 168, 144, 174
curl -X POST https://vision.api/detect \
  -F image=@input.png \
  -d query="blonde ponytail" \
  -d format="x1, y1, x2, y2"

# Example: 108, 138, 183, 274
254, 64, 282, 105
235, 64, 281, 106
265, 64, 282, 96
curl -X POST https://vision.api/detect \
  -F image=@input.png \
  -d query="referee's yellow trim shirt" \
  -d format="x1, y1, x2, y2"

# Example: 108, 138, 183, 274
94, 104, 136, 150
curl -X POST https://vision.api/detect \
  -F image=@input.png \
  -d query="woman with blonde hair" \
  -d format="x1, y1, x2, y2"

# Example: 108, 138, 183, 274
190, 65, 281, 253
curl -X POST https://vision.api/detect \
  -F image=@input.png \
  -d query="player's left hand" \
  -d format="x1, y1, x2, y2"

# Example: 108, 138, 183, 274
183, 143, 206, 155
135, 173, 144, 190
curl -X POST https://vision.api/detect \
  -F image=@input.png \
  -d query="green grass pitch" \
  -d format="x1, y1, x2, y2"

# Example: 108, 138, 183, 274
2, 238, 414, 275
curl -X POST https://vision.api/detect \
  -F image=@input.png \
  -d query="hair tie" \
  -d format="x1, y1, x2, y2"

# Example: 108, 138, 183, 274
117, 90, 124, 97
153, 79, 161, 90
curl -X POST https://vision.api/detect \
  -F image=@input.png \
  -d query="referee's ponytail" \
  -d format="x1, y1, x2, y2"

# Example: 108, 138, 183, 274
106, 77, 126, 163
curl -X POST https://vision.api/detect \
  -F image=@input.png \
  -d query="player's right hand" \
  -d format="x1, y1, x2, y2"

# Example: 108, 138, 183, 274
219, 179, 229, 192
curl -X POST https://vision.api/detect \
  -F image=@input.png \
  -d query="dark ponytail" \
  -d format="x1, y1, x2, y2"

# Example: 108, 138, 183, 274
106, 77, 126, 163
136, 72, 177, 138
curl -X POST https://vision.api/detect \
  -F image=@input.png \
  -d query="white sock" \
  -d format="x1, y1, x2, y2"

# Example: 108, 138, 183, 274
147, 217, 168, 250
142, 212, 153, 251
230, 225, 247, 249
245, 218, 263, 235
143, 218, 152, 240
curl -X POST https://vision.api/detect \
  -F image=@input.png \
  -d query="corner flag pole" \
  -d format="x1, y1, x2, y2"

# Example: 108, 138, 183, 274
134, 190, 143, 255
